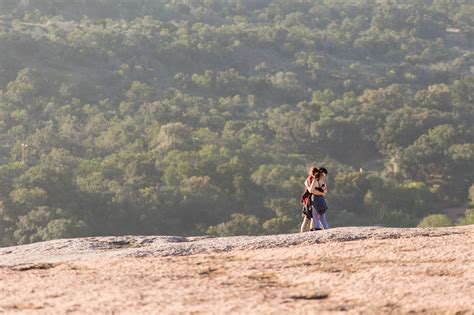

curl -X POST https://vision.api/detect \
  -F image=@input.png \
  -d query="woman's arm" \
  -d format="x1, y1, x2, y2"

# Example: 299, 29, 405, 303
305, 177, 316, 192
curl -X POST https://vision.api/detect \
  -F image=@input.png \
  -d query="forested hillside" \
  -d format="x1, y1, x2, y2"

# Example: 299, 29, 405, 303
0, 0, 473, 246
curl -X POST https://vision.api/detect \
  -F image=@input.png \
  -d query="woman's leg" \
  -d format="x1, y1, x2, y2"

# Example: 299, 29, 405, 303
300, 217, 311, 233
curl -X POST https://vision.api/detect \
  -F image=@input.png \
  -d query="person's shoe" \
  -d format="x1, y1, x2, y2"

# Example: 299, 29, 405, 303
315, 228, 322, 231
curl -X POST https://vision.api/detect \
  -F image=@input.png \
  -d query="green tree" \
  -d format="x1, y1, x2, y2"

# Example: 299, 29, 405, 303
207, 213, 261, 236
398, 125, 457, 183
120, 81, 156, 115
13, 207, 84, 245
418, 214, 453, 228
155, 122, 193, 152
378, 107, 451, 154
457, 209, 474, 226
262, 216, 294, 234
331, 172, 370, 213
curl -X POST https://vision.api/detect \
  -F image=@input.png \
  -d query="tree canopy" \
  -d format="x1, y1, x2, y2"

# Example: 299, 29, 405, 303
0, 0, 473, 245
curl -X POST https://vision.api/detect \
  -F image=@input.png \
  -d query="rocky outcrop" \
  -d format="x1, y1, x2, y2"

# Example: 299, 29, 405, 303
0, 226, 464, 266
1, 226, 473, 314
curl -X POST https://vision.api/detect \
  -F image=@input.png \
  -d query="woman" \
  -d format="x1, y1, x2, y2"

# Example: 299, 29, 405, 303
300, 166, 318, 233
311, 167, 329, 230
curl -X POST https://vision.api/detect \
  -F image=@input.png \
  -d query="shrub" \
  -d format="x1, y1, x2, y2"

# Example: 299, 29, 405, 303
381, 210, 417, 227
457, 209, 474, 226
262, 216, 294, 234
417, 214, 453, 228
206, 213, 261, 236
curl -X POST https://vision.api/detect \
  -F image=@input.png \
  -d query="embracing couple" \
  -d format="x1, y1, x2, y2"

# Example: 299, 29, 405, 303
300, 166, 329, 232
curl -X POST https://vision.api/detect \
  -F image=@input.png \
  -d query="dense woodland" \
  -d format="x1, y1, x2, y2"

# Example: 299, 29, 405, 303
0, 0, 473, 246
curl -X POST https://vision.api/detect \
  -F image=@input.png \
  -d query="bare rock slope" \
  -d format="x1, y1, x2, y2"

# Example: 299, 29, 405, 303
1, 226, 473, 314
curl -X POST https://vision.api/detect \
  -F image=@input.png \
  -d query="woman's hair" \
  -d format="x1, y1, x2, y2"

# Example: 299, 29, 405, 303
309, 166, 319, 177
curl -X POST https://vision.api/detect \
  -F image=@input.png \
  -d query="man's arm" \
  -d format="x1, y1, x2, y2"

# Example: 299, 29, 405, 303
306, 177, 326, 195
313, 180, 326, 196
313, 187, 325, 196
321, 181, 328, 196
312, 180, 325, 196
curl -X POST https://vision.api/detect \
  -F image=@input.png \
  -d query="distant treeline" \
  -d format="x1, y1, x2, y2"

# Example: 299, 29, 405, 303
0, 0, 473, 245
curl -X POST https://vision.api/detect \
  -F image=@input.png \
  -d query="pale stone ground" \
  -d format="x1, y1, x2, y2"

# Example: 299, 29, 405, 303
0, 226, 473, 314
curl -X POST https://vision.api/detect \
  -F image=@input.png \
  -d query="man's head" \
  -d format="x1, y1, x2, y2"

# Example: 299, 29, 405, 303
318, 167, 328, 178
